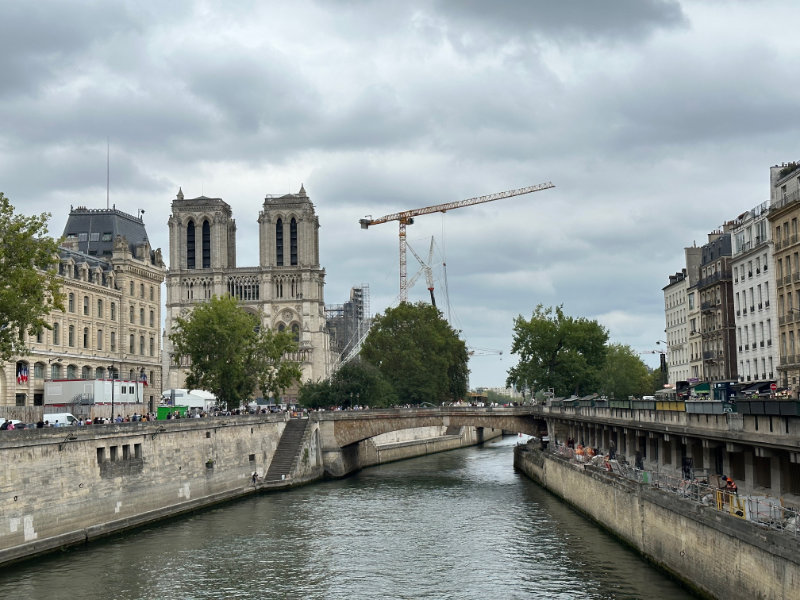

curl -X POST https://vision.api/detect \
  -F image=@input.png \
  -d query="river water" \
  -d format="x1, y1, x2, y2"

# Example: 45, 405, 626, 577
0, 436, 696, 600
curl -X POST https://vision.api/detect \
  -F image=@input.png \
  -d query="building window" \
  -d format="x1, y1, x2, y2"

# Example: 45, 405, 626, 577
149, 337, 154, 356
140, 283, 144, 298
53, 322, 60, 345
83, 327, 89, 348
130, 334, 135, 354
140, 336, 145, 355
290, 218, 298, 266
130, 306, 134, 323
202, 220, 211, 268
150, 310, 155, 328
97, 329, 103, 350
150, 286, 154, 301
111, 302, 116, 321
187, 220, 196, 269
140, 308, 145, 325
97, 299, 103, 318
130, 281, 134, 295
111, 331, 116, 352
276, 218, 284, 266
68, 325, 75, 347
68, 293, 75, 312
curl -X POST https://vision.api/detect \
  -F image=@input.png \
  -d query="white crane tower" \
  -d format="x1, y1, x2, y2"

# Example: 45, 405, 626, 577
359, 182, 555, 301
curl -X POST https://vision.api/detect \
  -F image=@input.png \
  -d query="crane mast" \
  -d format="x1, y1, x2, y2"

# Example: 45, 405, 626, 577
359, 181, 555, 301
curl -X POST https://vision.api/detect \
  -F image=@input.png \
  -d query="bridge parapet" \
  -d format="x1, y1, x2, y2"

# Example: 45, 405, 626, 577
309, 407, 543, 449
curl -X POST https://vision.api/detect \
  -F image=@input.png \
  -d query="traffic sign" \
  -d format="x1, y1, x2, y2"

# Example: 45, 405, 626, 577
771, 383, 778, 391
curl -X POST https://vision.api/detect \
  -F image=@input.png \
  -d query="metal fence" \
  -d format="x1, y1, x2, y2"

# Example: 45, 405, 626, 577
549, 443, 799, 538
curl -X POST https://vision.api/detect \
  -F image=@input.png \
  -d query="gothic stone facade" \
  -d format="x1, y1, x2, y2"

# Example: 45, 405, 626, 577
163, 186, 334, 397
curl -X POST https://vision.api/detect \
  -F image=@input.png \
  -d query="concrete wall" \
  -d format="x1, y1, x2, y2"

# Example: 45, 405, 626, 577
0, 415, 294, 565
514, 445, 800, 600
358, 426, 502, 468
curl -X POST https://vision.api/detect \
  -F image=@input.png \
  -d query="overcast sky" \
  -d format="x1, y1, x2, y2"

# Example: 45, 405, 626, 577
2, 0, 799, 389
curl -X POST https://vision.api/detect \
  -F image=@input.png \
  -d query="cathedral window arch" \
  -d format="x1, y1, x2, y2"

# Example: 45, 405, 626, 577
290, 217, 298, 265
275, 277, 284, 299
187, 220, 196, 269
276, 218, 284, 266
202, 219, 211, 268
291, 322, 300, 342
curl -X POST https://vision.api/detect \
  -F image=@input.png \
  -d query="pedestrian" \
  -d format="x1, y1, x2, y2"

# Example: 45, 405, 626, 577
252, 472, 258, 485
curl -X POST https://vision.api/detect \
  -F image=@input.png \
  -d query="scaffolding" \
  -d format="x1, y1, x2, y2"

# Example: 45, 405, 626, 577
326, 285, 371, 364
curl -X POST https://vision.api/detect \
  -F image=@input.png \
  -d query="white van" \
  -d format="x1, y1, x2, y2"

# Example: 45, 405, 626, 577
43, 412, 78, 427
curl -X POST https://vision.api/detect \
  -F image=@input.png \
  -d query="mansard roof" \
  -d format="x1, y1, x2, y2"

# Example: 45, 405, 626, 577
63, 206, 149, 258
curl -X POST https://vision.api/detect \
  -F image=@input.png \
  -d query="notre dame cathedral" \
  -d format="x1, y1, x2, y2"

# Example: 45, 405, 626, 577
163, 186, 335, 398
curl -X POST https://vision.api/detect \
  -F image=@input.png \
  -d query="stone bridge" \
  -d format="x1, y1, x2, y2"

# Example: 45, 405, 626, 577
309, 407, 547, 477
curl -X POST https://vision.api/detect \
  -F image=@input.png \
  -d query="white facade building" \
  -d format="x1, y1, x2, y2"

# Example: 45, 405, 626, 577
663, 271, 689, 385
731, 201, 778, 389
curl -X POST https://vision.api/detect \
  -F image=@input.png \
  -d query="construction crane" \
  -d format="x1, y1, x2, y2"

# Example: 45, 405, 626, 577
359, 182, 555, 301
406, 237, 436, 307
468, 347, 503, 357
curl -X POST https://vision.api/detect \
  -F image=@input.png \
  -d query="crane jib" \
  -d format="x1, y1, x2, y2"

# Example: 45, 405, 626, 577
359, 182, 554, 227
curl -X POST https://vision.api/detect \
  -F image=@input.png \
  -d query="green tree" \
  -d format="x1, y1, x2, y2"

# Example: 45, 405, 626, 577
647, 364, 669, 395
330, 359, 397, 408
0, 193, 64, 362
254, 327, 303, 403
360, 301, 468, 404
506, 304, 608, 397
297, 379, 333, 410
598, 343, 651, 399
169, 295, 301, 409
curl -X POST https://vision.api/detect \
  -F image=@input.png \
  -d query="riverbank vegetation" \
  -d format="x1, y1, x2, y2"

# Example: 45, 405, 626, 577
507, 304, 663, 399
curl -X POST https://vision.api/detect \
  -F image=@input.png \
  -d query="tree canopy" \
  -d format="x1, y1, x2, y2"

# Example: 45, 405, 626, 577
598, 343, 652, 399
297, 359, 397, 409
360, 301, 469, 404
506, 304, 608, 397
169, 295, 301, 409
0, 193, 64, 362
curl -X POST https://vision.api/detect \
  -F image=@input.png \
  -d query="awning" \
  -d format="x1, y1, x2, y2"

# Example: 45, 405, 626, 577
691, 382, 710, 394
740, 382, 775, 395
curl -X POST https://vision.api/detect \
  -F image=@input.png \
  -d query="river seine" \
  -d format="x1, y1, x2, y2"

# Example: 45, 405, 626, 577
0, 436, 696, 599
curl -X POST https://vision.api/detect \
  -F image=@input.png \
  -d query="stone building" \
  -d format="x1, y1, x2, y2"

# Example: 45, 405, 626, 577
731, 200, 778, 392
768, 162, 800, 394
163, 186, 335, 397
1, 206, 166, 411
697, 229, 737, 382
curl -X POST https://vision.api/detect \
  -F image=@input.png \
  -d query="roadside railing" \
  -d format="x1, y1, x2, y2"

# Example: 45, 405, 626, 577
548, 443, 800, 537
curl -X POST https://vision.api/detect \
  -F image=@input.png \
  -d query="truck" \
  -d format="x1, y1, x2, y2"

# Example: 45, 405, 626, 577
45, 379, 146, 406
161, 389, 217, 413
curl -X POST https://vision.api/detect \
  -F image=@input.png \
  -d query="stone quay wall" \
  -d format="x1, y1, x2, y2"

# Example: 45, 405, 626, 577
358, 426, 502, 467
0, 415, 304, 566
514, 444, 800, 600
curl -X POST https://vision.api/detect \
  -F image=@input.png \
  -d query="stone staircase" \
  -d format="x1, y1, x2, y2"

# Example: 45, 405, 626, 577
264, 419, 309, 483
